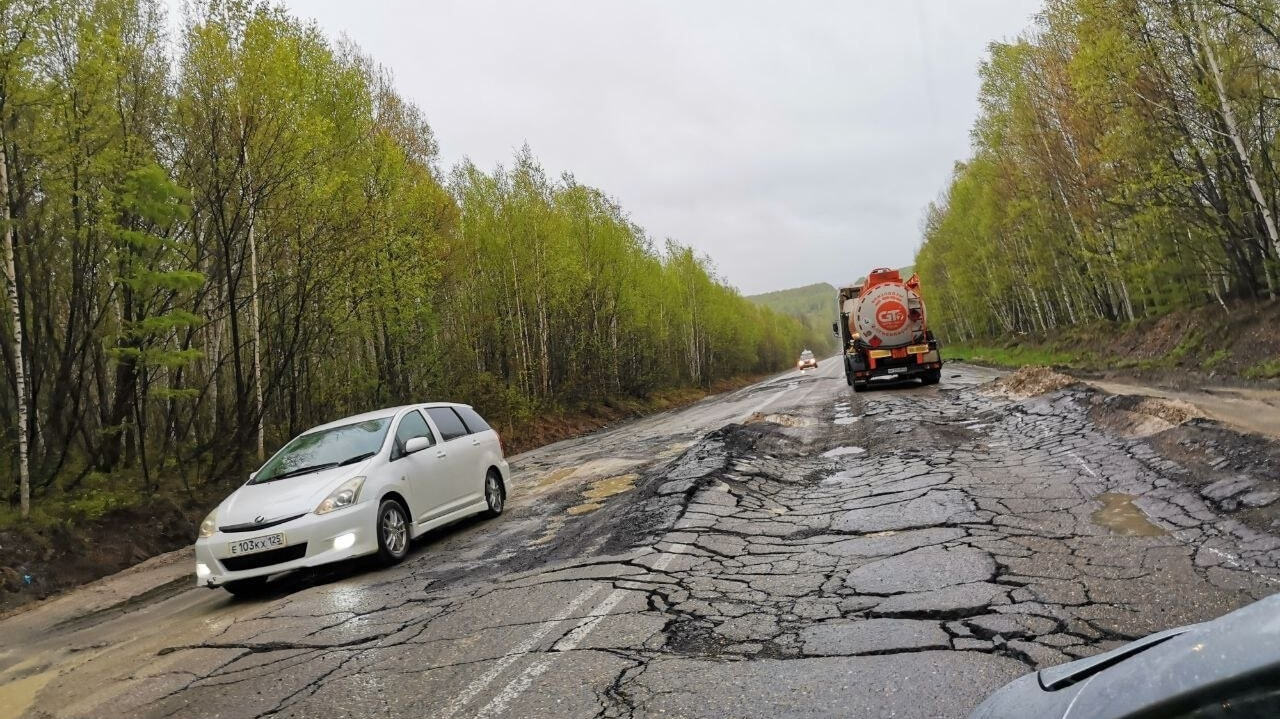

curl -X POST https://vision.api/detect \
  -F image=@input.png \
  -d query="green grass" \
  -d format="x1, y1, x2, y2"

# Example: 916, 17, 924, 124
1200, 348, 1231, 372
1244, 358, 1280, 380
1167, 329, 1206, 363
1113, 356, 1172, 371
0, 474, 152, 532
943, 342, 1086, 368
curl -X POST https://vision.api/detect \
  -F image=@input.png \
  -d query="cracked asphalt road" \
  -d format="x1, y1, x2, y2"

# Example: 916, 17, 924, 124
3, 359, 1278, 719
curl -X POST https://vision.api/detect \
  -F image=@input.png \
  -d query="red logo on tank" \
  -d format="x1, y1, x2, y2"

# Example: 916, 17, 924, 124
876, 300, 908, 332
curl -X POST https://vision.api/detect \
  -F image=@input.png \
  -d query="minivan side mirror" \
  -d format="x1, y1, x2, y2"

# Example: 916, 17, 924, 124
249, 470, 257, 482
404, 436, 432, 454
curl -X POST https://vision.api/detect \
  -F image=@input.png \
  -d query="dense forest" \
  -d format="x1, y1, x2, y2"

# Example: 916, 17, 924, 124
917, 0, 1280, 341
0, 0, 820, 520
747, 283, 839, 355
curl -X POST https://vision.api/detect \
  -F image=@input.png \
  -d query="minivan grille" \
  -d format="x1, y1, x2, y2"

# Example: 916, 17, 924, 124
220, 543, 308, 571
219, 513, 306, 533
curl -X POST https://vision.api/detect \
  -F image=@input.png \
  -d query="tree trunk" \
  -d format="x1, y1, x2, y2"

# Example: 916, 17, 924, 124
1201, 18, 1280, 260
0, 140, 30, 518
244, 141, 265, 463
249, 208, 264, 462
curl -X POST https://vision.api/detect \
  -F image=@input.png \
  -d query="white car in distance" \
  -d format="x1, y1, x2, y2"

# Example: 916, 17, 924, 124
195, 403, 510, 596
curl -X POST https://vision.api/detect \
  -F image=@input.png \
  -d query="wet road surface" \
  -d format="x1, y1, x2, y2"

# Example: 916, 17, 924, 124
2, 359, 1278, 718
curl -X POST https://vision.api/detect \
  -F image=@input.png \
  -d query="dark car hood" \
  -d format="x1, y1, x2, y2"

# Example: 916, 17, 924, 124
970, 592, 1280, 719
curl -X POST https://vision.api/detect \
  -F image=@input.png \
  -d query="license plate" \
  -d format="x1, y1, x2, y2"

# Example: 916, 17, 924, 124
228, 533, 286, 556
887, 367, 907, 375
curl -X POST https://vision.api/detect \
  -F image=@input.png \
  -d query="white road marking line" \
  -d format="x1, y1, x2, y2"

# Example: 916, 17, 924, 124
1068, 451, 1098, 478
473, 544, 691, 718
1194, 545, 1280, 586
439, 586, 602, 719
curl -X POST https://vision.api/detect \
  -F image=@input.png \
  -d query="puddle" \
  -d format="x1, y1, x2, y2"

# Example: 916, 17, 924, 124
582, 474, 638, 500
0, 662, 56, 719
565, 474, 639, 516
820, 471, 855, 486
832, 403, 858, 424
536, 467, 576, 488
1092, 493, 1167, 537
532, 458, 644, 492
747, 413, 816, 428
822, 446, 866, 458
657, 441, 695, 458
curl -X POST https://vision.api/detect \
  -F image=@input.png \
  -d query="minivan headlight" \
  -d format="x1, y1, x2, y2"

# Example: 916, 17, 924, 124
316, 477, 365, 515
199, 509, 218, 538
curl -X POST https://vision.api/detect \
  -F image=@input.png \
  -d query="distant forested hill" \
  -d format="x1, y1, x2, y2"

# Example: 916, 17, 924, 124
748, 283, 839, 354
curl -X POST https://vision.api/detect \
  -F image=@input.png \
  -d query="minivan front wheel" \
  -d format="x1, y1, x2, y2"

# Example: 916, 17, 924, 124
376, 499, 410, 566
483, 470, 505, 518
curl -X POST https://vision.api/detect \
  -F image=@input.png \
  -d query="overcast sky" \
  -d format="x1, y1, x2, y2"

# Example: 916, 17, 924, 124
270, 1, 1041, 295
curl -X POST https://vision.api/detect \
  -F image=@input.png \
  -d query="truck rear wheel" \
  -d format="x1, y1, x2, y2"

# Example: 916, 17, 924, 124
921, 370, 941, 386
853, 381, 868, 393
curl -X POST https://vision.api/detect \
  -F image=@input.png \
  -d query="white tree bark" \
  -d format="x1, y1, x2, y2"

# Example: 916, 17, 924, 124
0, 139, 30, 518
1201, 17, 1280, 260
248, 191, 264, 462
242, 135, 265, 462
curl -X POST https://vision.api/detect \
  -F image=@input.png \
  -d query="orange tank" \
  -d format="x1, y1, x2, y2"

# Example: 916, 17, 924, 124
849, 268, 928, 349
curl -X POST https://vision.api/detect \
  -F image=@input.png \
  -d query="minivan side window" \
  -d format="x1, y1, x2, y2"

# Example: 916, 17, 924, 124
426, 407, 469, 442
392, 410, 434, 459
455, 406, 491, 433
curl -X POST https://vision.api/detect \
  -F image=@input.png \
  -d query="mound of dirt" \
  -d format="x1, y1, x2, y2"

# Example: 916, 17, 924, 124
985, 366, 1078, 397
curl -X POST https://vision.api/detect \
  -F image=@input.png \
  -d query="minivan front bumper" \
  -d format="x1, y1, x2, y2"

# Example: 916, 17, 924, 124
194, 501, 381, 586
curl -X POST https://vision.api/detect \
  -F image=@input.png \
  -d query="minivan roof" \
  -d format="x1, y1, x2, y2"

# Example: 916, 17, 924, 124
304, 402, 467, 434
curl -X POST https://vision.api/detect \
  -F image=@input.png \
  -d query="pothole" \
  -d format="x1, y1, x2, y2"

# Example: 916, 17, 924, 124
566, 473, 639, 515
746, 413, 817, 428
657, 441, 695, 458
536, 467, 576, 488
1092, 395, 1204, 438
529, 515, 566, 545
820, 472, 856, 487
832, 401, 860, 425
1091, 493, 1167, 536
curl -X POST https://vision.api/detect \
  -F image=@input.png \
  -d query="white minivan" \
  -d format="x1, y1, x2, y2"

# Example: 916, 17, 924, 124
195, 403, 509, 595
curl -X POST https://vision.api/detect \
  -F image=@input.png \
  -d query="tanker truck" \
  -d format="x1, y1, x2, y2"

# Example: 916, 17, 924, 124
831, 268, 943, 392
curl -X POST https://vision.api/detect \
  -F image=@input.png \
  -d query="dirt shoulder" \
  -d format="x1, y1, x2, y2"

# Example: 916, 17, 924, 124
972, 361, 1280, 441
948, 298, 1280, 390
0, 499, 203, 614
1083, 378, 1280, 439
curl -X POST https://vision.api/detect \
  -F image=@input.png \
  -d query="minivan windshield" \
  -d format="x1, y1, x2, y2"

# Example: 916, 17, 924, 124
251, 418, 391, 483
